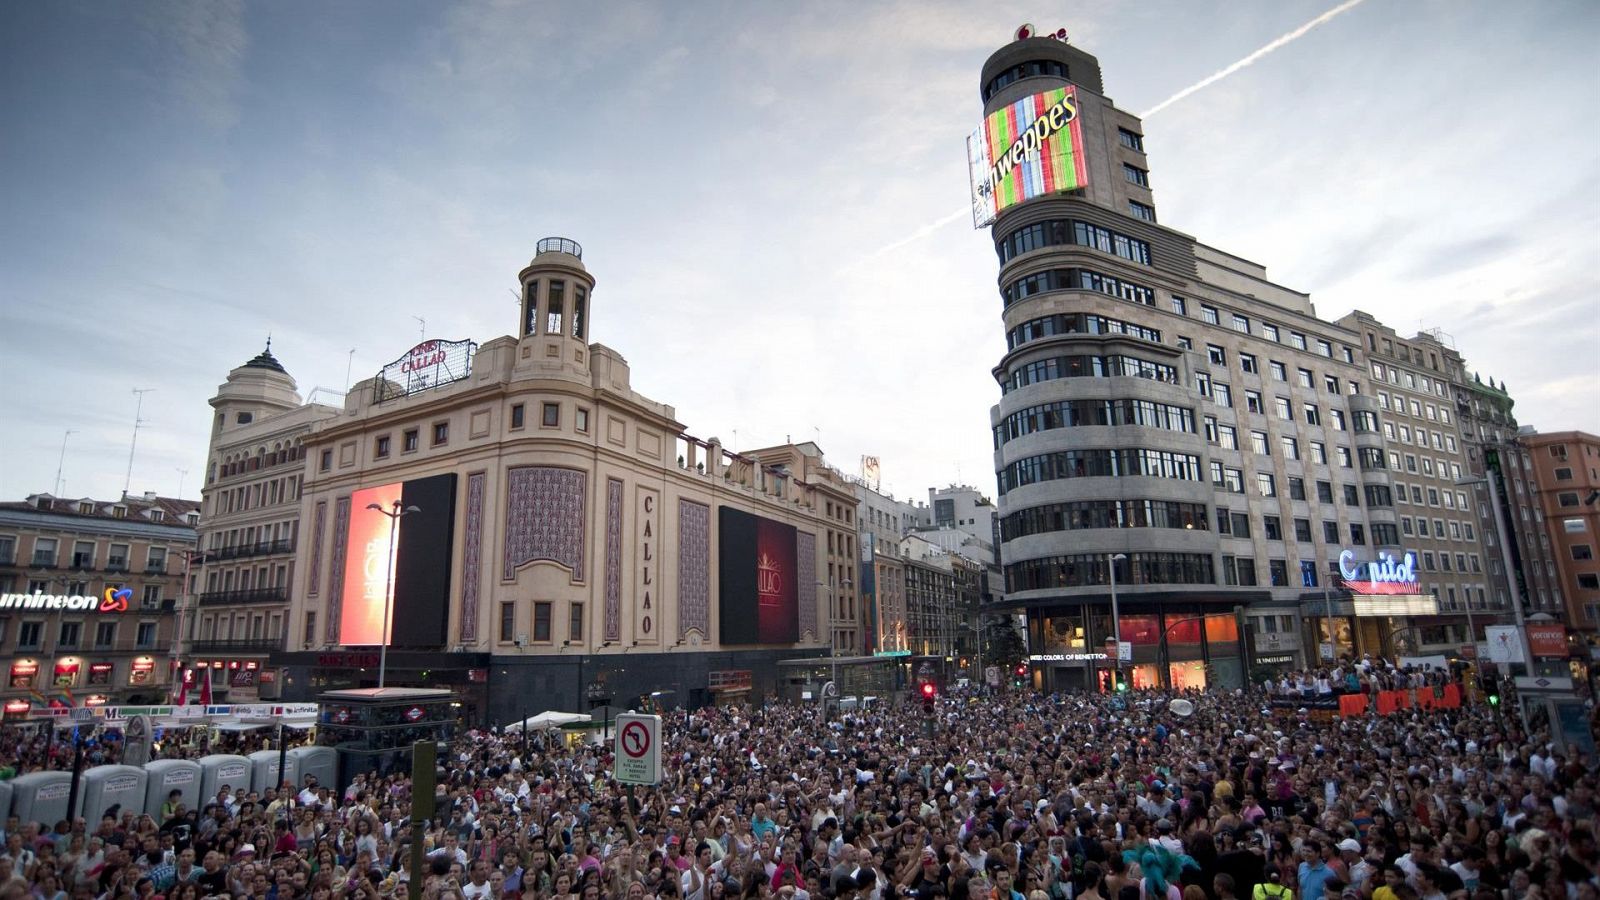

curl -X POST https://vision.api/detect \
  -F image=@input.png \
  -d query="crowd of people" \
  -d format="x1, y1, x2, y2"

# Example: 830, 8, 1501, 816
0, 659, 1594, 900
1264, 658, 1458, 700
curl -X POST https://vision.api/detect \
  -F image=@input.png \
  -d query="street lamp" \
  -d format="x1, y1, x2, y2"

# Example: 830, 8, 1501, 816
366, 500, 420, 688
1108, 553, 1127, 665
817, 580, 839, 690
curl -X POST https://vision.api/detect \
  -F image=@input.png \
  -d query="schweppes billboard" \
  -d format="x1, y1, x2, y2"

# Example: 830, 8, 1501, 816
968, 85, 1088, 228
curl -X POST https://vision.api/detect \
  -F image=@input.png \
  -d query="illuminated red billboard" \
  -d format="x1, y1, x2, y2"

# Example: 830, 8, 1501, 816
719, 508, 799, 645
339, 475, 456, 648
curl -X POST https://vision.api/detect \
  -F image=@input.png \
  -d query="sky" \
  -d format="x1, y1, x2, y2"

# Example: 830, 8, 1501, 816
1, 0, 1597, 508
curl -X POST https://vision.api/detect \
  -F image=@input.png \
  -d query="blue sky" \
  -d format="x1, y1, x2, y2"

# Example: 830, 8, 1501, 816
1, 0, 1596, 505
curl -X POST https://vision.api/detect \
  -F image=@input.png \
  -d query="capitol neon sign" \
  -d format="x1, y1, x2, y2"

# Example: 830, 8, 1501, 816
1338, 550, 1419, 595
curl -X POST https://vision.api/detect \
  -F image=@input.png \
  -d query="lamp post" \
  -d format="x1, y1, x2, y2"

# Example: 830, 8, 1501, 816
817, 580, 839, 692
1108, 553, 1127, 669
1457, 472, 1535, 731
366, 500, 420, 689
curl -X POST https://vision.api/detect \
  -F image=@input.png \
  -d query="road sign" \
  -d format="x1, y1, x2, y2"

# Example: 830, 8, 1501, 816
1514, 675, 1573, 692
1118, 641, 1132, 662
614, 713, 662, 785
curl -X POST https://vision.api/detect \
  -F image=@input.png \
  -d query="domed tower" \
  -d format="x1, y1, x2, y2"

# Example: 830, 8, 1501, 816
208, 340, 302, 441
516, 237, 596, 383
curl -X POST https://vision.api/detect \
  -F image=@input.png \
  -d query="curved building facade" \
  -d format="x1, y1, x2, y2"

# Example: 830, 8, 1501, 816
977, 34, 1469, 690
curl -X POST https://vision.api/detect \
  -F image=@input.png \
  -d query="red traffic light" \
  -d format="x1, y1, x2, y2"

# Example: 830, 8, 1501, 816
1015, 665, 1027, 676
920, 682, 937, 699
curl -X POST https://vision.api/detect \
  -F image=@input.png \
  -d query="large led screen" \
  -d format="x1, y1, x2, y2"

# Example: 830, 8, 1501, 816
718, 507, 799, 645
340, 474, 457, 648
967, 85, 1088, 228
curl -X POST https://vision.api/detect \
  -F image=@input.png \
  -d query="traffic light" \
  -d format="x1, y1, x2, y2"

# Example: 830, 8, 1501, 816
920, 681, 937, 713
1479, 673, 1500, 707
1116, 672, 1129, 692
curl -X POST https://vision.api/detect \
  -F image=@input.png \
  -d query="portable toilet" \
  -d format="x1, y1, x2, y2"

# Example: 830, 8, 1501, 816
286, 746, 338, 796
8, 771, 70, 828
78, 765, 147, 823
142, 759, 202, 821
248, 749, 297, 794
196, 754, 251, 805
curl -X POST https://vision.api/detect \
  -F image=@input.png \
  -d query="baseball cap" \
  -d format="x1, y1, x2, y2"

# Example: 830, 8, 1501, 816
1337, 839, 1362, 854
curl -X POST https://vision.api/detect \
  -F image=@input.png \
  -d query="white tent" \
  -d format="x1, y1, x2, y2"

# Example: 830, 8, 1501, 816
506, 711, 590, 732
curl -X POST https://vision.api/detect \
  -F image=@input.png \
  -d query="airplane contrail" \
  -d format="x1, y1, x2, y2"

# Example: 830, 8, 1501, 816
1140, 0, 1371, 119
844, 0, 1371, 268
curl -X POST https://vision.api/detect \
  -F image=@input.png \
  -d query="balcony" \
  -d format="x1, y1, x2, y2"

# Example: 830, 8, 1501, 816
145, 561, 167, 574
29, 555, 56, 568
105, 560, 129, 573
72, 554, 96, 570
203, 539, 293, 562
188, 636, 285, 655
196, 587, 287, 607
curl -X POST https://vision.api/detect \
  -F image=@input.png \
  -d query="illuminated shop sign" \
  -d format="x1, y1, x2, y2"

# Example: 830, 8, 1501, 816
1338, 549, 1419, 595
0, 586, 133, 613
9, 661, 38, 689
967, 85, 1088, 227
1029, 652, 1110, 662
374, 338, 476, 402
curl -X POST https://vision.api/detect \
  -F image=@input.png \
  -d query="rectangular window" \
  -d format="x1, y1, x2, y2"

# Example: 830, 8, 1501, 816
1214, 383, 1233, 407
1262, 323, 1280, 342
1232, 314, 1250, 334
1294, 519, 1313, 542
1316, 339, 1333, 357
1317, 481, 1334, 503
533, 602, 552, 642
1344, 484, 1360, 506
320, 449, 332, 472
403, 429, 419, 452
1225, 468, 1244, 493
1401, 516, 1414, 536
1118, 127, 1145, 151
432, 421, 449, 446
1256, 473, 1277, 497
141, 585, 161, 608
1239, 353, 1258, 374
59, 621, 81, 649
569, 602, 584, 641
1231, 513, 1251, 538
1201, 305, 1219, 325
1171, 296, 1187, 315
542, 402, 560, 427
500, 602, 516, 642
1177, 336, 1193, 350
1218, 425, 1238, 450
1349, 523, 1366, 545
1323, 521, 1339, 543
95, 621, 116, 648
1290, 332, 1308, 351
1263, 516, 1283, 541
1324, 374, 1339, 395
576, 408, 590, 433
1298, 368, 1314, 388
1270, 361, 1287, 381
375, 435, 390, 458
1300, 560, 1319, 587
1244, 390, 1261, 413
1311, 442, 1328, 465
1235, 558, 1258, 586
1130, 200, 1156, 222
1207, 344, 1226, 365
19, 621, 42, 650
511, 403, 525, 429
304, 611, 316, 647
547, 280, 565, 334
1571, 545, 1593, 561
1337, 446, 1353, 468
1250, 431, 1269, 455
1281, 436, 1300, 460
1268, 559, 1288, 586
1275, 397, 1293, 420
1123, 164, 1150, 187
136, 622, 157, 648
1329, 409, 1346, 431
1288, 477, 1306, 501
1304, 403, 1321, 426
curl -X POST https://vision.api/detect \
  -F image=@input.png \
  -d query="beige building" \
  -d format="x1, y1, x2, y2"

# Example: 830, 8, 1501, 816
189, 345, 340, 701
272, 239, 845, 721
0, 492, 198, 710
1523, 431, 1600, 637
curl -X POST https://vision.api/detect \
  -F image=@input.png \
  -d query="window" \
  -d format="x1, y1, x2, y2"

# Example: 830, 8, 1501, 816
1214, 383, 1233, 407
1232, 314, 1250, 334
1263, 516, 1283, 541
1281, 436, 1300, 460
1297, 368, 1314, 389
1218, 425, 1238, 450
1270, 361, 1287, 381
1201, 305, 1219, 325
1324, 374, 1339, 395
569, 602, 584, 641
1118, 128, 1145, 151
1304, 403, 1321, 426
1275, 397, 1293, 420
1294, 518, 1313, 542
1123, 164, 1149, 187
1329, 409, 1347, 431
1300, 560, 1319, 587
1204, 415, 1219, 442
403, 429, 419, 452
1311, 442, 1328, 465
32, 537, 58, 567
1349, 523, 1366, 545
1268, 559, 1289, 586
1235, 558, 1258, 586
58, 621, 81, 649
1177, 336, 1193, 350
1559, 492, 1580, 507
1323, 521, 1339, 543
1250, 431, 1269, 454
1230, 512, 1251, 537
1316, 339, 1333, 358
136, 622, 157, 648
1580, 574, 1599, 590
1239, 353, 1258, 374
304, 612, 316, 647
1129, 200, 1156, 222
1224, 468, 1245, 493
72, 541, 93, 569
1343, 484, 1360, 506
1256, 473, 1277, 497
547, 280, 565, 334
1573, 545, 1594, 561
141, 585, 161, 608
1401, 516, 1414, 536
375, 435, 390, 458
320, 449, 332, 472
542, 403, 560, 427
511, 404, 525, 429
432, 421, 449, 446
18, 621, 41, 650
1289, 477, 1306, 500
1337, 446, 1353, 468
533, 602, 552, 642
576, 408, 590, 433
1207, 344, 1226, 365
1243, 390, 1261, 413
1171, 296, 1187, 315
94, 621, 116, 649
1290, 332, 1308, 351
107, 543, 129, 571
1262, 323, 1280, 342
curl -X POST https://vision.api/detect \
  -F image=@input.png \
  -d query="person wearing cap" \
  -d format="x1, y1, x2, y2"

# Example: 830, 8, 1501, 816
1334, 840, 1370, 893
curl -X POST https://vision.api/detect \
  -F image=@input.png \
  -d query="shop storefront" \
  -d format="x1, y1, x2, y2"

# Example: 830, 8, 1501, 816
1026, 601, 1248, 692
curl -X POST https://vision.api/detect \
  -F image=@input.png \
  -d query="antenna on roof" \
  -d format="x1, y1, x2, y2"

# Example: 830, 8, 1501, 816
55, 430, 75, 496
125, 389, 155, 495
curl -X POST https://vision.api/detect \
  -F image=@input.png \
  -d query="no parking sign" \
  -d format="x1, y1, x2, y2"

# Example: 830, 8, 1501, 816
614, 714, 661, 785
